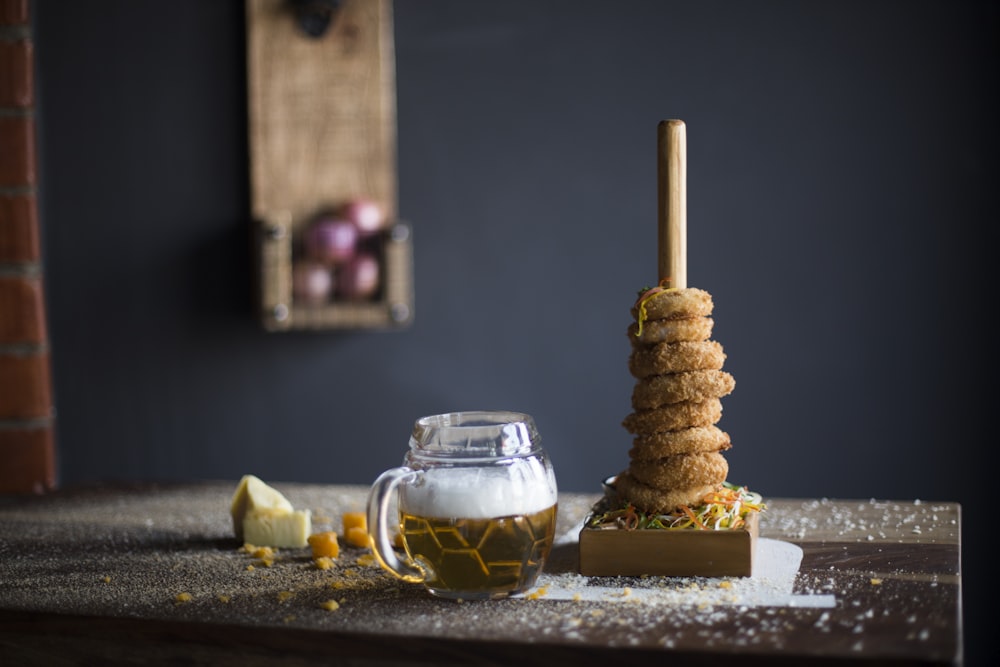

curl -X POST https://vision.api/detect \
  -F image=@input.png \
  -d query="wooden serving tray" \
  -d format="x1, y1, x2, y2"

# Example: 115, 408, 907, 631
578, 510, 758, 577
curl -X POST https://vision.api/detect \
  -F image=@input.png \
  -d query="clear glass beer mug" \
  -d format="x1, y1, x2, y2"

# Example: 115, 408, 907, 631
367, 411, 558, 600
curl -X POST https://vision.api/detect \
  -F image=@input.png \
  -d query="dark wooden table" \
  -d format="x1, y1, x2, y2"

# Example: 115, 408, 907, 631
0, 482, 961, 665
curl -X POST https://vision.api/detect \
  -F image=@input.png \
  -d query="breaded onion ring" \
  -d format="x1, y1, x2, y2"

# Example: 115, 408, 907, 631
629, 425, 731, 461
630, 287, 713, 321
622, 398, 723, 434
631, 370, 735, 409
628, 317, 713, 346
628, 341, 726, 379
628, 451, 729, 490
614, 471, 719, 513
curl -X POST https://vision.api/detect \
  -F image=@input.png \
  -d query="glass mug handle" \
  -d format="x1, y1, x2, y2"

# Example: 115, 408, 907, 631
367, 467, 425, 583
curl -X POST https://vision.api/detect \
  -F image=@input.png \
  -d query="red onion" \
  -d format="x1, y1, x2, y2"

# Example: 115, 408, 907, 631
304, 218, 358, 264
292, 261, 333, 305
341, 198, 386, 236
336, 253, 380, 300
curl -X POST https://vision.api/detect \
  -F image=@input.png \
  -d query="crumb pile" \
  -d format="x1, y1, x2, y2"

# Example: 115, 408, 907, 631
616, 287, 736, 512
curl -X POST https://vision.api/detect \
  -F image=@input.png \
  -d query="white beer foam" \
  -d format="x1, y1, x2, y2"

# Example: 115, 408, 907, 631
401, 459, 557, 519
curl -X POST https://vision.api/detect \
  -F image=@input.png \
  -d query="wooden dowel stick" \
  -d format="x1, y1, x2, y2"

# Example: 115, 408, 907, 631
657, 120, 687, 289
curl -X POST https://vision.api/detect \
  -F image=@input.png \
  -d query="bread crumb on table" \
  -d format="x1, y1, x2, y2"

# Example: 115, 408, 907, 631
314, 556, 335, 570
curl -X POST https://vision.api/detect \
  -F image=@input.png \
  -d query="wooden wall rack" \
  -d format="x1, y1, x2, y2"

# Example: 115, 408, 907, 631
247, 0, 412, 331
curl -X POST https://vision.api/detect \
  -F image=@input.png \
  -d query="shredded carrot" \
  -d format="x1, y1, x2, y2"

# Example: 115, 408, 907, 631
682, 505, 706, 529
622, 505, 639, 531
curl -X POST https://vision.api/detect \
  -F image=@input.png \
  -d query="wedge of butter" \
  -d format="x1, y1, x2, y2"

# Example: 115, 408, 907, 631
230, 474, 296, 542
242, 507, 312, 549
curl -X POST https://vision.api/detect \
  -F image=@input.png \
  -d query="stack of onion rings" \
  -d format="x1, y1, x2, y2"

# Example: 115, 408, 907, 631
617, 286, 735, 513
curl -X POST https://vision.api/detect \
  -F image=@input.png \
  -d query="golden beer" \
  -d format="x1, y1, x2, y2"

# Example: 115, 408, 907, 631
368, 411, 558, 599
399, 504, 557, 599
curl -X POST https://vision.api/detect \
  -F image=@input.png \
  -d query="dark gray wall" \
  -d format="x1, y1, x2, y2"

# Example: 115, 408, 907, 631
33, 1, 995, 661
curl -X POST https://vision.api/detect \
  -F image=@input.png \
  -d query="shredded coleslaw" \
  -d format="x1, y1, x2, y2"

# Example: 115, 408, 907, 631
586, 482, 766, 531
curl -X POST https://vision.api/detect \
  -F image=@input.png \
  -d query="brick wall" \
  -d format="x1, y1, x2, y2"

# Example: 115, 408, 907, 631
0, 0, 56, 493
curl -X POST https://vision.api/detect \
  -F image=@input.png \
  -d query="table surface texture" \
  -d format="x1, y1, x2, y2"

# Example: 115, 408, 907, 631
0, 482, 961, 666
